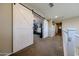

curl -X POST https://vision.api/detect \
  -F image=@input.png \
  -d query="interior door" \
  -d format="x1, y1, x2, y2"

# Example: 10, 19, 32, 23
67, 28, 77, 56
13, 4, 34, 52
43, 20, 48, 38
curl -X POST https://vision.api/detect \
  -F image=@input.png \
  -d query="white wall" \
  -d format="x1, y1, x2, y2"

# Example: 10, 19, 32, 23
0, 4, 12, 53
48, 19, 55, 37
62, 16, 79, 31
22, 3, 45, 18
13, 4, 34, 52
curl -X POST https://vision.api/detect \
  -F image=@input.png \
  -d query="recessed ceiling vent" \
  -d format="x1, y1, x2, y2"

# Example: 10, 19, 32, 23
49, 3, 54, 7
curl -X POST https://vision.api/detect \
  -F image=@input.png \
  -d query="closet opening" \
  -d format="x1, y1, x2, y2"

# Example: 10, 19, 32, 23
32, 12, 44, 43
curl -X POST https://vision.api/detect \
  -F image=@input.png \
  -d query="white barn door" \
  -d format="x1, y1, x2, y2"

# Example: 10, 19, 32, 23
13, 4, 34, 52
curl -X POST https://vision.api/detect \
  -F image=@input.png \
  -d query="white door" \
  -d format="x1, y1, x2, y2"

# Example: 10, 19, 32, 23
13, 4, 34, 52
43, 20, 48, 38
67, 28, 77, 56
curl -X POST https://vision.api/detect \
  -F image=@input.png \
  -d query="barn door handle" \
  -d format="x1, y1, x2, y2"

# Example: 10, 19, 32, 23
68, 37, 71, 42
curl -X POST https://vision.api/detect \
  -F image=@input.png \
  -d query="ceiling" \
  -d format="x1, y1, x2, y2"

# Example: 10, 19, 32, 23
23, 3, 79, 20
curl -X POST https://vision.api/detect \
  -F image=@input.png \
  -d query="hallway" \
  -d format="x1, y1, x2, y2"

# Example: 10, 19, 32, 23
11, 35, 64, 56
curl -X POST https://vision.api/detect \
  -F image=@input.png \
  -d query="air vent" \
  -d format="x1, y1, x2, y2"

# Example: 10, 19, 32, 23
49, 3, 54, 7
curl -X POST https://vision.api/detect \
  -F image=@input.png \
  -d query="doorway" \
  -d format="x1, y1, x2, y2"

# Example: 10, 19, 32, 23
55, 22, 62, 36
32, 12, 44, 43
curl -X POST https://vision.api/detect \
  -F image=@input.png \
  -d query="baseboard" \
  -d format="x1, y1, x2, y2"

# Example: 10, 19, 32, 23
9, 42, 34, 56
0, 53, 13, 56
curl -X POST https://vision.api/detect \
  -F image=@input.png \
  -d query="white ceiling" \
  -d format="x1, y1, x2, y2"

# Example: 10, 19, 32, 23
23, 3, 79, 20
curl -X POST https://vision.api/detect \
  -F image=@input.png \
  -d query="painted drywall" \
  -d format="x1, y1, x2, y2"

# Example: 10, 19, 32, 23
13, 4, 34, 52
48, 19, 55, 37
22, 3, 45, 18
0, 4, 12, 53
62, 16, 79, 32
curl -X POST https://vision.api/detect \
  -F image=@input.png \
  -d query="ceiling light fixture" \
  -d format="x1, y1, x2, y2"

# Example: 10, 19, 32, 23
55, 16, 58, 18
